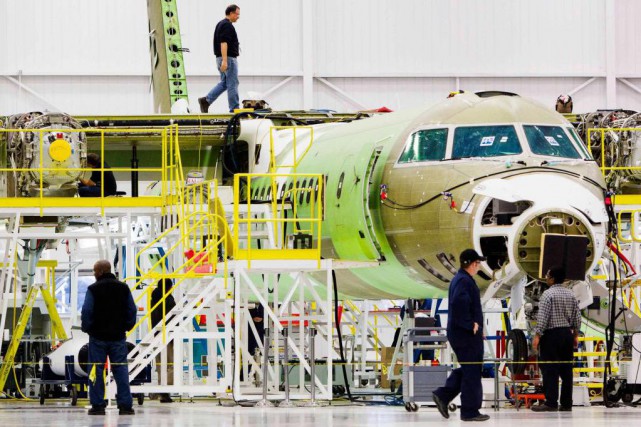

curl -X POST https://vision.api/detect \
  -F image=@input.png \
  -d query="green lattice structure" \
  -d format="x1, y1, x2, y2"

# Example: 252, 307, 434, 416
147, 0, 189, 113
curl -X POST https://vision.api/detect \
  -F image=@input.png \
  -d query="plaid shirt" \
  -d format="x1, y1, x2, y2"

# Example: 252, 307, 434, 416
535, 284, 581, 335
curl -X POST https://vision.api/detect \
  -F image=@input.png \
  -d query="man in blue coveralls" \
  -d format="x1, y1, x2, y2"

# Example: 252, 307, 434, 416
432, 249, 489, 422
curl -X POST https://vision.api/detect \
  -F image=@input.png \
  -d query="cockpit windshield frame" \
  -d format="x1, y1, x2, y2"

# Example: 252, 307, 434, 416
522, 125, 582, 159
451, 124, 522, 159
397, 127, 449, 164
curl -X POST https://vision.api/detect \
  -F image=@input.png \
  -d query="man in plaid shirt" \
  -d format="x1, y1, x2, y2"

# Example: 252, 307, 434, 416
531, 266, 581, 412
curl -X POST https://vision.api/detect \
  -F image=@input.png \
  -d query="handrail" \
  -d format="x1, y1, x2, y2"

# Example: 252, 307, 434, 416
0, 127, 169, 216
269, 125, 314, 173
233, 172, 324, 267
127, 211, 229, 340
587, 127, 641, 178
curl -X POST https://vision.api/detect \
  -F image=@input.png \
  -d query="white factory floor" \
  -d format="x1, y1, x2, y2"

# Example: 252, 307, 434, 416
0, 400, 640, 427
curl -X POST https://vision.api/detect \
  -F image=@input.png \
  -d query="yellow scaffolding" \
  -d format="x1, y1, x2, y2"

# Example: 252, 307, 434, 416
0, 126, 174, 216
0, 283, 68, 391
232, 172, 324, 268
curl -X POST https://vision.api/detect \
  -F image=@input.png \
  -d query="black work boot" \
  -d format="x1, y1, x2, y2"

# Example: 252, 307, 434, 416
432, 393, 449, 419
118, 405, 135, 415
198, 97, 210, 113
88, 405, 106, 415
159, 393, 174, 403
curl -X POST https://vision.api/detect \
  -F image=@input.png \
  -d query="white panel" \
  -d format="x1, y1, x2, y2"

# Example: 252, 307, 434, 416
0, 76, 151, 115
314, 0, 606, 77
312, 77, 609, 114
461, 78, 607, 113
0, 75, 633, 117
3, 0, 149, 75
0, 1, 8, 74
1, 0, 639, 116
615, 0, 641, 77
313, 78, 453, 112
618, 79, 641, 111
178, 0, 303, 76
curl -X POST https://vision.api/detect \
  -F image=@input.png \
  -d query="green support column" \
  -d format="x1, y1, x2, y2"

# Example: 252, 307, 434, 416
147, 0, 189, 113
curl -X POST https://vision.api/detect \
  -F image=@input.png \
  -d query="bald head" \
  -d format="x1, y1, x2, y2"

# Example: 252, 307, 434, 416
93, 260, 112, 279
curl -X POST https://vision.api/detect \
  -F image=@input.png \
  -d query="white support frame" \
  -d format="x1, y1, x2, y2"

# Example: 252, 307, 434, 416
232, 259, 334, 402
129, 290, 233, 397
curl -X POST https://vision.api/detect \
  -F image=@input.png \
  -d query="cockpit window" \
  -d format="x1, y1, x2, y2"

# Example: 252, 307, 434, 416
398, 128, 448, 163
523, 125, 581, 159
452, 125, 522, 158
567, 127, 592, 159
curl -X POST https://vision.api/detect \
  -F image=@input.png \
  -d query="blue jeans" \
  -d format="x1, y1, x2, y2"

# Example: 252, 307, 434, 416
206, 56, 239, 112
88, 337, 132, 408
78, 186, 101, 197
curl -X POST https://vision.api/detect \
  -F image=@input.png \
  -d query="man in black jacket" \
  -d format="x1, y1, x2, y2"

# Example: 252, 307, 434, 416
150, 278, 176, 403
78, 153, 118, 197
432, 249, 490, 422
81, 260, 137, 415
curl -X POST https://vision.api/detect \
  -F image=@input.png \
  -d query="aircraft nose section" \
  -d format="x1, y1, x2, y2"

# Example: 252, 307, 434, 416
473, 174, 607, 280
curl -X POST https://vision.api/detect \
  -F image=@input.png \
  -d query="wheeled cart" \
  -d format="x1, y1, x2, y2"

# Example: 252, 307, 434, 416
402, 327, 451, 412
36, 355, 151, 406
35, 355, 83, 406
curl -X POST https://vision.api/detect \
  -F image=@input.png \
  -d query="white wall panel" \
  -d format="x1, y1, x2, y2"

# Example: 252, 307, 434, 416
2, 0, 149, 75
615, 0, 641, 77
0, 1, 8, 74
178, 0, 303, 76
314, 0, 606, 77
1, 0, 640, 116
618, 79, 641, 111
312, 77, 610, 114
1, 75, 637, 117
313, 78, 454, 112
0, 76, 151, 115
461, 77, 607, 113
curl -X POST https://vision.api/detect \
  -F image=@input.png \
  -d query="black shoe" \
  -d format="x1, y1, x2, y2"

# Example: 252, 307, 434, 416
119, 406, 135, 415
159, 394, 174, 403
559, 406, 572, 412
88, 406, 105, 415
462, 414, 490, 422
432, 393, 449, 419
198, 97, 210, 113
531, 404, 557, 412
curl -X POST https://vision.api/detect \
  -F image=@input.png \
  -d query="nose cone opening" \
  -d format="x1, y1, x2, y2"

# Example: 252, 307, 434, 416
515, 211, 594, 279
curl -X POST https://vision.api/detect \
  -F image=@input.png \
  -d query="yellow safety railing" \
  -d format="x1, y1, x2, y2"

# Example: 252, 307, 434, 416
233, 172, 323, 267
112, 125, 232, 342
622, 287, 641, 317
269, 126, 314, 173
617, 209, 637, 243
125, 210, 229, 341
573, 336, 619, 377
0, 126, 177, 216
587, 127, 641, 179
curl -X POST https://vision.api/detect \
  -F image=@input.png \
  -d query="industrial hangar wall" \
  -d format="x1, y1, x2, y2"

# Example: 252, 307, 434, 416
0, 0, 640, 114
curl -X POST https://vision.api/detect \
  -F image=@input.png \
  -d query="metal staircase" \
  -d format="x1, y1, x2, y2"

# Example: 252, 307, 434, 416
125, 276, 226, 382
105, 125, 232, 389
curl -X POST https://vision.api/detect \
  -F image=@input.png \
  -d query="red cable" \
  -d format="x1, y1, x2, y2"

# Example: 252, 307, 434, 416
607, 241, 637, 275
